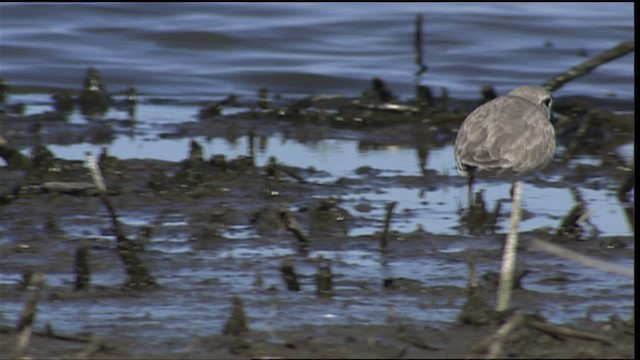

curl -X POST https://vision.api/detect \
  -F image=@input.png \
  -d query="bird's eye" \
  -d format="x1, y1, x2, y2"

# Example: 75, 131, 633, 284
541, 97, 552, 108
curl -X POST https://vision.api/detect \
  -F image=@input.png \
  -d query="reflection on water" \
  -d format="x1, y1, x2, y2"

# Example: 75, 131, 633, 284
29, 98, 631, 239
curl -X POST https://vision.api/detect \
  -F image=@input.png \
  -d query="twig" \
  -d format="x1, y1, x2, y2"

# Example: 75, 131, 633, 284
527, 320, 613, 345
85, 152, 158, 290
487, 315, 525, 358
529, 238, 633, 278
85, 152, 125, 242
470, 313, 526, 359
542, 41, 634, 92
496, 181, 522, 312
15, 273, 46, 359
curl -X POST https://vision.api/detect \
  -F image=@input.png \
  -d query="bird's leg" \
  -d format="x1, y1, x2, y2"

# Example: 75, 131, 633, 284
467, 174, 475, 210
496, 180, 522, 312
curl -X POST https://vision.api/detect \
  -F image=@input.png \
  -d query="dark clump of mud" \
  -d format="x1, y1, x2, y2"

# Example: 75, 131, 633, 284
0, 69, 635, 359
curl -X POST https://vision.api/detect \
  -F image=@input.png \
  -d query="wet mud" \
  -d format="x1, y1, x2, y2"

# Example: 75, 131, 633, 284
0, 75, 635, 358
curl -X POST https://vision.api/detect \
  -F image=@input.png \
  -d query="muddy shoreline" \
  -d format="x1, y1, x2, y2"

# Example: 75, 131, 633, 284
0, 75, 635, 358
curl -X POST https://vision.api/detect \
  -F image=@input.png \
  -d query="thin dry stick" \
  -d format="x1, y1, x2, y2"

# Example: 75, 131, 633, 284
15, 273, 46, 358
496, 180, 522, 312
527, 320, 613, 345
529, 238, 633, 278
85, 152, 158, 289
85, 152, 126, 242
484, 313, 526, 359
85, 152, 106, 192
542, 41, 634, 92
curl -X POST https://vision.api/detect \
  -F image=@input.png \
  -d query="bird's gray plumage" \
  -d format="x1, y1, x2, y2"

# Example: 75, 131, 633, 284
454, 85, 556, 179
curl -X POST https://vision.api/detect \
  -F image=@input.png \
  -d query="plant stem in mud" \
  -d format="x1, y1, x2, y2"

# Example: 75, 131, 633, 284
75, 243, 91, 291
223, 296, 249, 336
85, 152, 158, 290
280, 258, 301, 291
381, 201, 397, 252
315, 261, 333, 297
278, 205, 309, 253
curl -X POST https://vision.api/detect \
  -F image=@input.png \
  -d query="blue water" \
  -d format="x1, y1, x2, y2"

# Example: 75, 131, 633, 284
0, 2, 634, 101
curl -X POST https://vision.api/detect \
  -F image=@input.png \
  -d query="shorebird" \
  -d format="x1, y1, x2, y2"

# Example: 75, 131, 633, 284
454, 85, 556, 205
453, 85, 556, 312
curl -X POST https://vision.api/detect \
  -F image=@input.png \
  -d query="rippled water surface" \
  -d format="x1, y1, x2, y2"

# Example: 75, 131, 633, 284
1, 2, 634, 100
